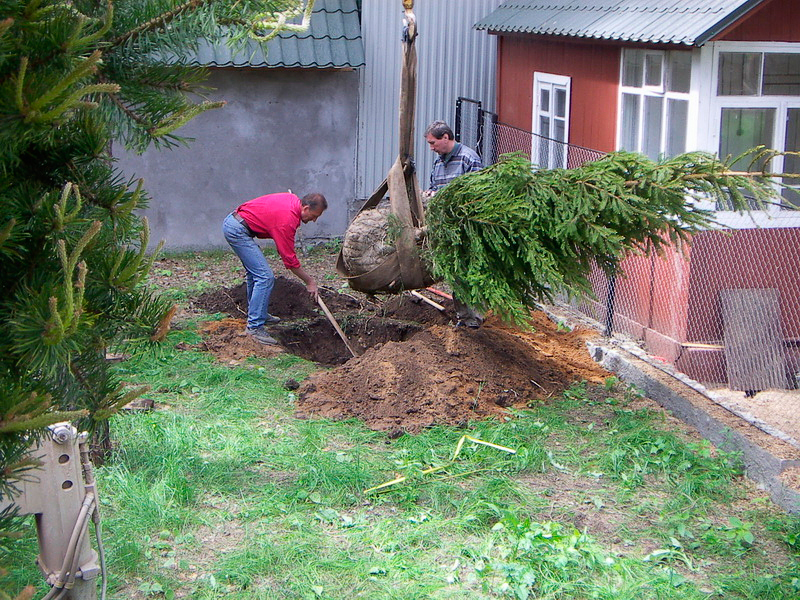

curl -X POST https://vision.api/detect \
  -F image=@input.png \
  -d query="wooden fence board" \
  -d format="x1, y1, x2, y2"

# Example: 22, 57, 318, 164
721, 288, 786, 392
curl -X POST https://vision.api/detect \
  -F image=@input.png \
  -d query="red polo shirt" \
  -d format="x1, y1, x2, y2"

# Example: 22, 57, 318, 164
236, 193, 302, 270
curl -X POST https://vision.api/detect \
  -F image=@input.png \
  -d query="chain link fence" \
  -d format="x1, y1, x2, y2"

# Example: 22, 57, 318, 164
455, 97, 800, 447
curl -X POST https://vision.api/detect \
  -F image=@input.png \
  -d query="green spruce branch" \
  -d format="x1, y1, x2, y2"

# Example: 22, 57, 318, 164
426, 150, 781, 325
110, 0, 213, 48
251, 0, 315, 41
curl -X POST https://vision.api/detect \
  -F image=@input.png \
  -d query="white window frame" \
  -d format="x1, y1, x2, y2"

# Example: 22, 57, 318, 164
532, 72, 571, 169
703, 41, 800, 225
617, 48, 692, 160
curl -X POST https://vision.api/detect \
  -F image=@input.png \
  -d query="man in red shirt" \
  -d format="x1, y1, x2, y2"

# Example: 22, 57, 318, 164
222, 192, 327, 345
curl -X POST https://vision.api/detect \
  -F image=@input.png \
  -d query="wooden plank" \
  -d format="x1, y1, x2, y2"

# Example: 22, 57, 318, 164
681, 342, 724, 350
409, 290, 445, 311
721, 289, 786, 392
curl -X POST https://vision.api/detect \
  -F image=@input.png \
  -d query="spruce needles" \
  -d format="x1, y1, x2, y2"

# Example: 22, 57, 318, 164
426, 150, 778, 324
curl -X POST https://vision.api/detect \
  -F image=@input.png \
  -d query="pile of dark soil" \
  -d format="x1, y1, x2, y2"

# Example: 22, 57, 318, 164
191, 278, 607, 434
193, 276, 361, 320
296, 312, 607, 434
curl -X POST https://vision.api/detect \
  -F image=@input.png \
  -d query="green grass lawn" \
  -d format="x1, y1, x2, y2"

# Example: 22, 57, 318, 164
3, 249, 800, 599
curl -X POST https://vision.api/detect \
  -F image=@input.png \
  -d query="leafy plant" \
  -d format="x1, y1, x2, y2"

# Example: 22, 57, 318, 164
562, 381, 588, 402
722, 516, 756, 548
475, 509, 613, 599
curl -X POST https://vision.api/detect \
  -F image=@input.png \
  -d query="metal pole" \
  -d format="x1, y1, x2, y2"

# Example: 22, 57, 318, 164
605, 272, 617, 337
0, 424, 99, 600
454, 97, 463, 142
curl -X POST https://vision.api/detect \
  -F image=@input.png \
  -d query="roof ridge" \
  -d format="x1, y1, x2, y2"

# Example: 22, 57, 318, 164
476, 0, 767, 46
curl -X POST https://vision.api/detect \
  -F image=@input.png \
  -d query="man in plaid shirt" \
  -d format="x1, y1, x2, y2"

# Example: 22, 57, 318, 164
424, 120, 483, 193
423, 120, 485, 328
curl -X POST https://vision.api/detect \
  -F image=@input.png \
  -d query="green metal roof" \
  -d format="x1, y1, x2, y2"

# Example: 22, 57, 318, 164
190, 0, 364, 68
474, 0, 769, 46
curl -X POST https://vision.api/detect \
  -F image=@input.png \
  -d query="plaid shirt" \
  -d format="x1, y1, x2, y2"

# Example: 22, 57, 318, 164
429, 143, 483, 191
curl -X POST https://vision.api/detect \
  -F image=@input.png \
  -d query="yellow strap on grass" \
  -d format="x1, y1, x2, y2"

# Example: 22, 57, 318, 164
364, 435, 516, 494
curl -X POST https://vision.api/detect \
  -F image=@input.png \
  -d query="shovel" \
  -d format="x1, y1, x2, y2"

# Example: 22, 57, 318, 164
317, 295, 359, 358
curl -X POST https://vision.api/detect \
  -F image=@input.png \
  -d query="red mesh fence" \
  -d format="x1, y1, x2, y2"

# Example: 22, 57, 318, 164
455, 101, 800, 446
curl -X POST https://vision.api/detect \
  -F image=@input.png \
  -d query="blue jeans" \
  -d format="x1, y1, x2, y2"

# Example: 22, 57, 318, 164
222, 213, 274, 329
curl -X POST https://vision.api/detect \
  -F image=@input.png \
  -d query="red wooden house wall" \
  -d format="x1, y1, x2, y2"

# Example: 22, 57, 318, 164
490, 0, 800, 387
718, 0, 800, 43
495, 35, 619, 152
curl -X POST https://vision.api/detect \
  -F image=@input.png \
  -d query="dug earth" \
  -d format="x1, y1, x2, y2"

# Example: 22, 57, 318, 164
193, 277, 609, 435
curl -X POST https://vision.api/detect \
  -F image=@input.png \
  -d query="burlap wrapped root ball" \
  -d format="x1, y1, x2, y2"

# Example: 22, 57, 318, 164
341, 201, 396, 276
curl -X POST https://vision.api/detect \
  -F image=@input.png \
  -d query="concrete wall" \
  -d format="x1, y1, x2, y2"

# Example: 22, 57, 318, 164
357, 0, 500, 203
116, 67, 359, 250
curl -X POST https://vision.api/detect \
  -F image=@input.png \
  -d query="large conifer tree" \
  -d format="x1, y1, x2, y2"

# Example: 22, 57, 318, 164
0, 0, 304, 520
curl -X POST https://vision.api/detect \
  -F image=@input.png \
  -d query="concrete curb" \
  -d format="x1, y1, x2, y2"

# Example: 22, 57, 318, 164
588, 341, 800, 514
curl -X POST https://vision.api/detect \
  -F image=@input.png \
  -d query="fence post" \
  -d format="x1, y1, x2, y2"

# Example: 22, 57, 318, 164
484, 110, 499, 164
605, 272, 617, 337
477, 108, 485, 157
454, 97, 463, 142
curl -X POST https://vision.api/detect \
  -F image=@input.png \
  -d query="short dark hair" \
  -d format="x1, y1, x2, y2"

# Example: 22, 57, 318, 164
301, 193, 327, 211
424, 120, 454, 140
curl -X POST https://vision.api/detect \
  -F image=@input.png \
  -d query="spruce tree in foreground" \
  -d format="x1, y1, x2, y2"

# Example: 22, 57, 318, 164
0, 0, 301, 523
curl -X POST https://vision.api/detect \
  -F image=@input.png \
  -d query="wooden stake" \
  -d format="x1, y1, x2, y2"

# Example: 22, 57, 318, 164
317, 296, 358, 358
409, 290, 445, 311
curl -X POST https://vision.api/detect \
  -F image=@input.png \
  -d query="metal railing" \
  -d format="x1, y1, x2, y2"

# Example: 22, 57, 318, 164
455, 97, 605, 168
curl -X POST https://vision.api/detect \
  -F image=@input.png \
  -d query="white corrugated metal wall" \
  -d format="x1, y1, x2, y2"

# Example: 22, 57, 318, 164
356, 0, 500, 204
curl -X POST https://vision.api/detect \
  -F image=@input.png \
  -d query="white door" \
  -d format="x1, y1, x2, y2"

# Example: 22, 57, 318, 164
533, 72, 571, 168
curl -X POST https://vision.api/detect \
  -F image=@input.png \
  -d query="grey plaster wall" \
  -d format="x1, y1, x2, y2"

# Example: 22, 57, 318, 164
115, 67, 359, 250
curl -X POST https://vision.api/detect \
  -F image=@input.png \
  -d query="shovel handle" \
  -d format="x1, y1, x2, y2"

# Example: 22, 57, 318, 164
317, 296, 359, 358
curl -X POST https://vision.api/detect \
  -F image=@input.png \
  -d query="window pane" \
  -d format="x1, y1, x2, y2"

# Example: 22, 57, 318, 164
555, 88, 566, 118
539, 116, 550, 139
622, 50, 644, 87
668, 51, 692, 93
620, 93, 640, 151
719, 108, 775, 169
782, 108, 800, 209
763, 53, 800, 96
538, 117, 550, 166
666, 99, 688, 157
718, 108, 775, 209
718, 52, 761, 95
645, 53, 663, 87
554, 118, 565, 142
540, 88, 550, 112
643, 96, 663, 160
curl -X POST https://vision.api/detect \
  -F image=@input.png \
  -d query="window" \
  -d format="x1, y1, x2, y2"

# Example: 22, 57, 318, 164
618, 49, 691, 160
718, 52, 800, 96
715, 49, 800, 210
532, 72, 570, 169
